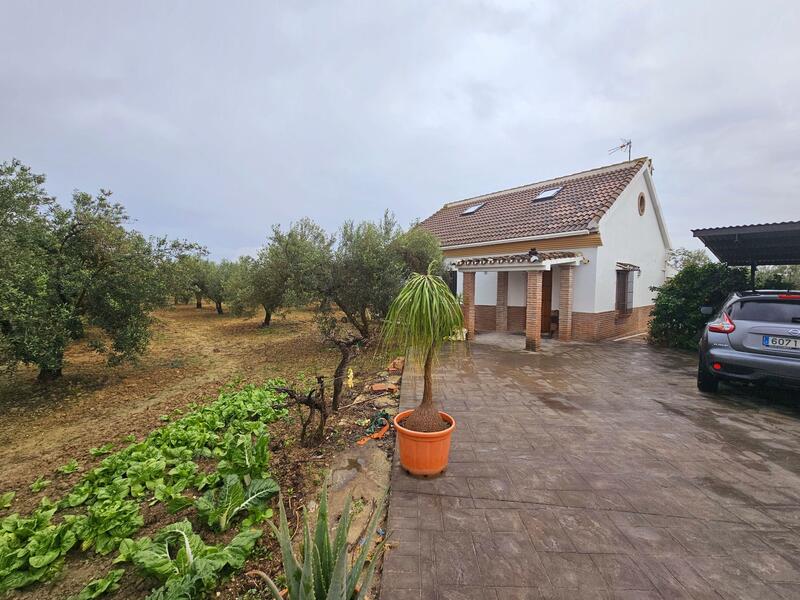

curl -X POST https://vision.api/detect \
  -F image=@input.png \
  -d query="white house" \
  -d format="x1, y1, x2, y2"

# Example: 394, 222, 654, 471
419, 157, 672, 350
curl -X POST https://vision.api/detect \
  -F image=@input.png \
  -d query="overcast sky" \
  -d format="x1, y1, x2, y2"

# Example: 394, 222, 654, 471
2, 1, 798, 258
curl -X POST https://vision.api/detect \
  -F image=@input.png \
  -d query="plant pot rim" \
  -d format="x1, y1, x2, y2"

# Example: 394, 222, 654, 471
393, 409, 455, 437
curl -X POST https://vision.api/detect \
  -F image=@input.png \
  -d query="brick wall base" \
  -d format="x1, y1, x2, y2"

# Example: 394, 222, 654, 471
507, 306, 526, 332
473, 305, 527, 332
472, 303, 653, 342
475, 305, 496, 331
572, 305, 653, 341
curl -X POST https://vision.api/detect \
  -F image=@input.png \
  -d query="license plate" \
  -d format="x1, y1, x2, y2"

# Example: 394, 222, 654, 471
762, 335, 800, 349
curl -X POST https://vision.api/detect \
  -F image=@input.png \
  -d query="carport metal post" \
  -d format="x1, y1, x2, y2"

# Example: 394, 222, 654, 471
750, 261, 756, 291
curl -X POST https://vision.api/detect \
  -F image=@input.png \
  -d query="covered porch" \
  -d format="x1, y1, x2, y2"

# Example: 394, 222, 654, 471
454, 250, 583, 351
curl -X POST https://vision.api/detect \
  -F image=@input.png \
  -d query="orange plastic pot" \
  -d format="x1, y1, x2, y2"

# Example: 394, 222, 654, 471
393, 409, 455, 476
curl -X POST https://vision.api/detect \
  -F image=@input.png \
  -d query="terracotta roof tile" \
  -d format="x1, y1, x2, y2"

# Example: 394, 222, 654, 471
420, 157, 649, 247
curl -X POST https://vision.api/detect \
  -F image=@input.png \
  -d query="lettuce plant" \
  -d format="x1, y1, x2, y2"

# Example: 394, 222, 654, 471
0, 499, 77, 592
67, 568, 124, 600
0, 383, 289, 592
194, 474, 278, 531
58, 460, 81, 475
65, 498, 143, 555
0, 492, 14, 509
29, 476, 51, 493
116, 520, 261, 600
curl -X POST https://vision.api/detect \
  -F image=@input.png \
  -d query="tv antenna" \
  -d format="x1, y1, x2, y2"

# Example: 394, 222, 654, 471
609, 139, 632, 161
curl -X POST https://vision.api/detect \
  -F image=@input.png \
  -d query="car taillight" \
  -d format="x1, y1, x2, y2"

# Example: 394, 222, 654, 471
708, 312, 735, 333
778, 294, 800, 300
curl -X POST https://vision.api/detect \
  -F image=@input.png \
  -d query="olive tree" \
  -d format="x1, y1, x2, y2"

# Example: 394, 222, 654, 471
277, 214, 442, 410
162, 250, 209, 305
249, 242, 291, 327
204, 260, 236, 315
0, 160, 189, 380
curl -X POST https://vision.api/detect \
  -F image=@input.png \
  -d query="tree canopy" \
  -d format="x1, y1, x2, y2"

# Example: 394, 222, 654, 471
272, 213, 443, 408
0, 160, 194, 380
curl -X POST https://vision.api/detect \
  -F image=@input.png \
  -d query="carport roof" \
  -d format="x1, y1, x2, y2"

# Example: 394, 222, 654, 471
692, 221, 800, 266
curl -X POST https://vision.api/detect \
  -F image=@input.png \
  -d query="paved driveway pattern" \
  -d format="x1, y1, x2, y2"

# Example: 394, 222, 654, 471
380, 337, 800, 600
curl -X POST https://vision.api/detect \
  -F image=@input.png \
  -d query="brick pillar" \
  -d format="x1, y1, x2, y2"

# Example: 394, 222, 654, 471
462, 271, 476, 340
558, 265, 575, 341
525, 271, 543, 351
495, 272, 508, 332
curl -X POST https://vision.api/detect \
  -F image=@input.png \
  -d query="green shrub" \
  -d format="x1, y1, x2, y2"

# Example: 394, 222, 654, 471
262, 484, 386, 600
649, 262, 747, 350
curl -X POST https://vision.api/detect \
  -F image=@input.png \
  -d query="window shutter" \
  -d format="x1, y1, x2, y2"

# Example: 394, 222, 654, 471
625, 271, 634, 313
615, 271, 626, 312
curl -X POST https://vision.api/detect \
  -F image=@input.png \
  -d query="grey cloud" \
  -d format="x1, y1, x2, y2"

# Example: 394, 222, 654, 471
1, 0, 798, 258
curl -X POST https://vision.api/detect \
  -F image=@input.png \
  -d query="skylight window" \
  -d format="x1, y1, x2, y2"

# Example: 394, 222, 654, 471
534, 187, 562, 200
461, 202, 484, 215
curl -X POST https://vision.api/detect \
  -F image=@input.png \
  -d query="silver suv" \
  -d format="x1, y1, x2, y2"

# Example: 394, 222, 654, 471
698, 291, 800, 393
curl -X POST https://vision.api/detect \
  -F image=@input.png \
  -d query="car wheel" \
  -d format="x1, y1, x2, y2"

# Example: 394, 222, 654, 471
697, 361, 719, 393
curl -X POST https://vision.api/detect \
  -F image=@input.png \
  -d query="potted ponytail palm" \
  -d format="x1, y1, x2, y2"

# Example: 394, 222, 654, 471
382, 264, 463, 476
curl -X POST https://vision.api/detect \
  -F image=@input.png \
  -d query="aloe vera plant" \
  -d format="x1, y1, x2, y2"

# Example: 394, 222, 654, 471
262, 484, 386, 600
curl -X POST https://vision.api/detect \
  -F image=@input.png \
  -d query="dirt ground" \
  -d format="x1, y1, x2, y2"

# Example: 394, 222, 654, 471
0, 304, 397, 599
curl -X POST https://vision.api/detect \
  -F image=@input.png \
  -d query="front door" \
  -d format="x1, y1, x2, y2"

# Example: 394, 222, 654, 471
541, 270, 552, 335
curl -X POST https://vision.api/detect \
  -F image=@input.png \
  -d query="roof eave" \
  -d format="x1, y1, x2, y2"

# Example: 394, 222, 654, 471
455, 256, 583, 272
441, 229, 594, 251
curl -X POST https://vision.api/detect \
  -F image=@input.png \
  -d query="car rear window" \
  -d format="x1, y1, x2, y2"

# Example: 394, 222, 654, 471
728, 299, 800, 323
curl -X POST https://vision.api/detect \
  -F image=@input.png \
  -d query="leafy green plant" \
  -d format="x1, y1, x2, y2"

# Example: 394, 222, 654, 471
58, 459, 81, 475
380, 262, 463, 432
29, 476, 51, 493
90, 443, 115, 457
116, 520, 261, 600
0, 492, 14, 509
216, 427, 273, 483
68, 569, 124, 600
0, 383, 289, 592
261, 484, 386, 600
649, 261, 748, 350
0, 499, 77, 592
65, 498, 143, 555
194, 474, 278, 531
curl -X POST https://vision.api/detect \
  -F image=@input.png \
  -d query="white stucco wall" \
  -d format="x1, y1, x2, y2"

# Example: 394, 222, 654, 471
508, 271, 526, 306
475, 272, 497, 305
571, 247, 598, 313
592, 168, 670, 312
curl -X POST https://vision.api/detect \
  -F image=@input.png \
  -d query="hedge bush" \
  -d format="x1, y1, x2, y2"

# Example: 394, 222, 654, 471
649, 262, 747, 350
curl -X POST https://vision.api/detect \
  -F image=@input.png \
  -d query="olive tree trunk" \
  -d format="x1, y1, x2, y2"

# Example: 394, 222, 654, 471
215, 301, 223, 315
195, 293, 202, 309
37, 366, 63, 382
261, 306, 272, 327
332, 341, 358, 412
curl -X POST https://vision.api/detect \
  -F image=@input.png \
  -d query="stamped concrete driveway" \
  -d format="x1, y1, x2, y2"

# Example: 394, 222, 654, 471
380, 336, 800, 600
